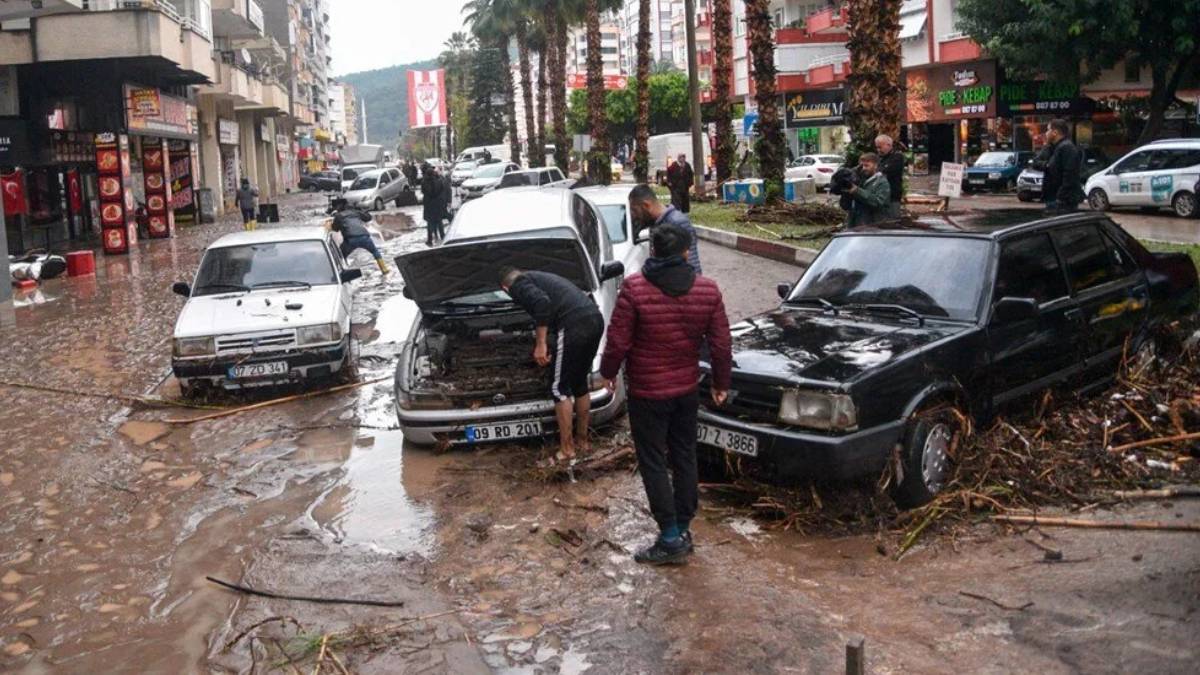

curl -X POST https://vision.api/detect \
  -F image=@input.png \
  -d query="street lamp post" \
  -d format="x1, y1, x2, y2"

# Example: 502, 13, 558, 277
684, 0, 705, 195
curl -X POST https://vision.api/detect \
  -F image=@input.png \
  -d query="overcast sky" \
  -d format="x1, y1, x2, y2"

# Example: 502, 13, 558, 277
330, 1, 471, 76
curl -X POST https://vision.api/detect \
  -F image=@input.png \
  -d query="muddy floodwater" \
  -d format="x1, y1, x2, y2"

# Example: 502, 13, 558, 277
2, 193, 1197, 674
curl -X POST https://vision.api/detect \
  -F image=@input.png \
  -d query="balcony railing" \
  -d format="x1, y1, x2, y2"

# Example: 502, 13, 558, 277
84, 0, 212, 40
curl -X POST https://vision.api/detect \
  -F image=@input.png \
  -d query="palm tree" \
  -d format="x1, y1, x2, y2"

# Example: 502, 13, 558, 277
744, 0, 785, 200
464, 0, 522, 164
548, 2, 570, 171
531, 22, 549, 165
845, 0, 902, 161
514, 12, 539, 167
633, 0, 651, 183
711, 0, 735, 183
583, 0, 611, 183
440, 31, 476, 158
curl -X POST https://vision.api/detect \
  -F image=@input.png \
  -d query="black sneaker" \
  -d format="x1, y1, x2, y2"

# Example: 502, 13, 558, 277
634, 538, 690, 566
681, 530, 694, 553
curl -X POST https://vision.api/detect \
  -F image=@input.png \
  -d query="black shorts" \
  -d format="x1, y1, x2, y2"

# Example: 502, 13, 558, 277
551, 313, 604, 402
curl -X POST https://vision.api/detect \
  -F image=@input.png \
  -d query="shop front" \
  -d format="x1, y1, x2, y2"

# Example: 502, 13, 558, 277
782, 87, 849, 157
123, 84, 200, 241
904, 60, 998, 173
218, 118, 240, 213
997, 79, 1096, 153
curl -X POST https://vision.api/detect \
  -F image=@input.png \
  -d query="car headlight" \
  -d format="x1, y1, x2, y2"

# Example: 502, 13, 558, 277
297, 323, 343, 346
778, 389, 857, 431
173, 336, 215, 358
988, 172, 1002, 180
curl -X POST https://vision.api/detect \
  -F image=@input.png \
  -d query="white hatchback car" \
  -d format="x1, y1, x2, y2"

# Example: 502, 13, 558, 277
1085, 139, 1200, 218
170, 227, 361, 396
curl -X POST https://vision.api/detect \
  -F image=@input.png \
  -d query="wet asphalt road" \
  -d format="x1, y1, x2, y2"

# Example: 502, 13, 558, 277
1, 192, 1197, 673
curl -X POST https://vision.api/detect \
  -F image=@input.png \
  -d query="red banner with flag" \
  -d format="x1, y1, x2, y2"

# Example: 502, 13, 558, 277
407, 69, 448, 129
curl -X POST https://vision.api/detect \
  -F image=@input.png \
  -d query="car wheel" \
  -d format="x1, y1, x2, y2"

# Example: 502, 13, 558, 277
1017, 191, 1033, 203
374, 197, 384, 212
1172, 191, 1198, 219
892, 407, 962, 508
1088, 188, 1110, 211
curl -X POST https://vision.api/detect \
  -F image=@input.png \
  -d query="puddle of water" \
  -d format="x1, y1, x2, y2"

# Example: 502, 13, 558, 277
307, 429, 435, 556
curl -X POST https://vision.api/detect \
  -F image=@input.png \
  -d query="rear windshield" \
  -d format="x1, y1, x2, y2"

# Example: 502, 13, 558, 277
500, 173, 535, 187
790, 235, 989, 320
194, 240, 336, 295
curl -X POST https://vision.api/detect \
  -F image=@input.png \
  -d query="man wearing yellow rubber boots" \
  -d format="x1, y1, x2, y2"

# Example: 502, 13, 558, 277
330, 198, 390, 275
235, 177, 259, 231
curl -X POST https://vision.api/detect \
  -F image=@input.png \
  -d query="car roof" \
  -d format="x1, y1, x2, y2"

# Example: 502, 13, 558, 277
573, 184, 633, 205
208, 226, 329, 249
844, 209, 1109, 239
448, 188, 574, 242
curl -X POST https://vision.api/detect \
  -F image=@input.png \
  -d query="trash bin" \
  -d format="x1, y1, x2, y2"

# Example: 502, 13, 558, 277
196, 188, 216, 224
258, 203, 280, 223
784, 177, 816, 202
725, 179, 765, 205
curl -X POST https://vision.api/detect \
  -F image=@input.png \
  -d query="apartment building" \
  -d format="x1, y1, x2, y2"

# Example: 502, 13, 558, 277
670, 1, 713, 99
342, 82, 358, 146
617, 0, 679, 73
565, 19, 624, 80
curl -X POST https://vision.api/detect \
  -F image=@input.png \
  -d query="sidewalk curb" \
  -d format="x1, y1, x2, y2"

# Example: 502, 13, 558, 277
694, 224, 819, 267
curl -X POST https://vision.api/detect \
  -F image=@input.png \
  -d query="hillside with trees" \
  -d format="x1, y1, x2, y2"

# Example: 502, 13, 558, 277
337, 59, 438, 146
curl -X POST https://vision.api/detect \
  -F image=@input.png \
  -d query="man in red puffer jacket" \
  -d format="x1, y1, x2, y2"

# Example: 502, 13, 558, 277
600, 221, 733, 565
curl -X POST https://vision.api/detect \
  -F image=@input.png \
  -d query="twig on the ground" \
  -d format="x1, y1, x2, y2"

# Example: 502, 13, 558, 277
222, 616, 302, 653
167, 377, 388, 424
1109, 486, 1200, 500
1109, 430, 1200, 453
552, 496, 610, 514
992, 514, 1200, 532
958, 590, 1034, 611
206, 576, 407, 607
311, 634, 329, 675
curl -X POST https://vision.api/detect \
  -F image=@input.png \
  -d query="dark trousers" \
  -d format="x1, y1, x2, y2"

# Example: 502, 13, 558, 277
240, 207, 256, 223
629, 392, 700, 533
670, 188, 691, 214
425, 214, 445, 242
340, 234, 382, 260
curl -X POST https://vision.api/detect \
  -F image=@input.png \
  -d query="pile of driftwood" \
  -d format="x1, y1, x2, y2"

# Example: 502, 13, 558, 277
736, 201, 847, 228
709, 325, 1200, 551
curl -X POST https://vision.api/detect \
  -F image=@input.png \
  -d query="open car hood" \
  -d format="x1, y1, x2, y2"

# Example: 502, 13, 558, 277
395, 233, 597, 308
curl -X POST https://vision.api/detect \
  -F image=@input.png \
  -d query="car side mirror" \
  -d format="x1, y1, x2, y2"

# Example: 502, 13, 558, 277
993, 296, 1039, 323
172, 281, 191, 297
600, 260, 625, 282
402, 285, 413, 300
777, 282, 792, 300
340, 268, 363, 283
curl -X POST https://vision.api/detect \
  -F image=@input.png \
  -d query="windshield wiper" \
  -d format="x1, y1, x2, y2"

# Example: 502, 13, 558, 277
784, 296, 839, 315
251, 280, 313, 290
842, 303, 926, 326
196, 283, 250, 294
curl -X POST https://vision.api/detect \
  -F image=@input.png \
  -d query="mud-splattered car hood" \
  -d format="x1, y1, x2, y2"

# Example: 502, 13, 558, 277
729, 308, 968, 384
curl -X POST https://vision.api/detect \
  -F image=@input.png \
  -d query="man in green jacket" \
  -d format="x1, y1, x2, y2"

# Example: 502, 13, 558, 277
845, 153, 893, 227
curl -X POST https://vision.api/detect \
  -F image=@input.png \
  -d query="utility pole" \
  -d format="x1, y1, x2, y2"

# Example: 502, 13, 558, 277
361, 97, 369, 144
684, 0, 705, 195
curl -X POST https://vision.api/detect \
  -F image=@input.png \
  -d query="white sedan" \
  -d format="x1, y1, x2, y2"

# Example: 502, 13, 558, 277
785, 154, 844, 189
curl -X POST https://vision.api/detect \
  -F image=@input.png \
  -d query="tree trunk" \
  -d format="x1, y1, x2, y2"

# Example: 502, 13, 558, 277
744, 0, 785, 200
549, 4, 570, 172
499, 37, 522, 165
536, 47, 548, 164
845, 0, 903, 162
517, 22, 539, 167
633, 0, 652, 184
712, 0, 735, 184
1136, 52, 1196, 145
585, 0, 611, 184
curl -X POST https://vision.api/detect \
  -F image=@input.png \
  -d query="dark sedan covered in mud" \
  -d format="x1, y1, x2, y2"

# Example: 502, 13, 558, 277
698, 211, 1198, 506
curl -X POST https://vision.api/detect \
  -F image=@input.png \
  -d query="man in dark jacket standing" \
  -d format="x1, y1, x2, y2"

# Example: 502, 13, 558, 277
600, 222, 733, 565
1038, 119, 1084, 212
500, 267, 605, 463
420, 164, 445, 246
666, 153, 695, 213
875, 134, 906, 215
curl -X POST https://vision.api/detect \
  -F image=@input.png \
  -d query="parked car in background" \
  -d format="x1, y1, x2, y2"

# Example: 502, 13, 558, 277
460, 161, 521, 201
1085, 139, 1200, 218
785, 155, 844, 190
451, 161, 479, 187
343, 168, 410, 211
424, 158, 450, 172
455, 144, 509, 164
392, 188, 630, 445
696, 210, 1197, 507
299, 171, 341, 192
340, 163, 379, 192
496, 167, 572, 191
574, 184, 651, 280
170, 227, 362, 397
1017, 147, 1110, 202
962, 151, 1034, 193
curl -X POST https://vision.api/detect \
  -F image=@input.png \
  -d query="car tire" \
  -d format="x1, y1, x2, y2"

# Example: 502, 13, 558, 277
179, 379, 207, 400
1088, 188, 1111, 211
892, 407, 962, 508
1017, 191, 1034, 203
1172, 191, 1198, 219
373, 197, 384, 212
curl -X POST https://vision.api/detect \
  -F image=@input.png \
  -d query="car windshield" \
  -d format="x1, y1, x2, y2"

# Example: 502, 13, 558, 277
788, 236, 989, 320
194, 240, 336, 296
474, 164, 507, 179
973, 152, 1015, 168
596, 204, 628, 243
350, 175, 378, 190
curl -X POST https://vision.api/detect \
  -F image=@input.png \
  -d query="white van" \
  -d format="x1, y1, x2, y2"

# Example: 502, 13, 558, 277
456, 144, 509, 164
649, 132, 710, 185
1085, 139, 1200, 218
